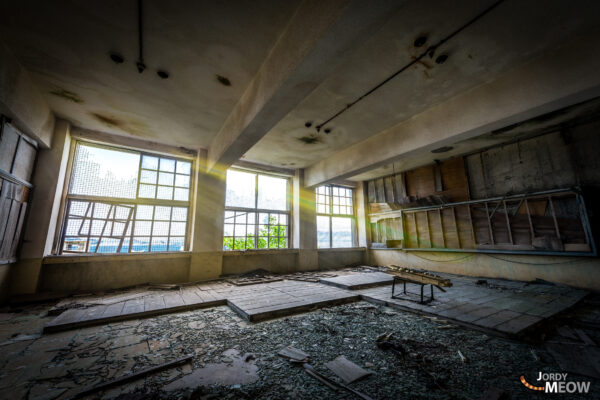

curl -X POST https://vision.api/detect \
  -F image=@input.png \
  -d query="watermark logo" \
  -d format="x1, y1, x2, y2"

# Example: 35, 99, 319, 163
521, 372, 591, 394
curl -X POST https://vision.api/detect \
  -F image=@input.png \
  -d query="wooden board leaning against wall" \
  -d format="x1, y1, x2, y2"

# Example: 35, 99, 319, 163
366, 131, 596, 255
0, 118, 37, 264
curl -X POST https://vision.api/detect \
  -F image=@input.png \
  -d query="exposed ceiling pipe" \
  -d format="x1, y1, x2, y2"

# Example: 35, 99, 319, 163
315, 0, 506, 133
136, 0, 146, 73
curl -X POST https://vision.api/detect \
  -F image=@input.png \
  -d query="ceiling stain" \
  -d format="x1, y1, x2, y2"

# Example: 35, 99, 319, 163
298, 135, 321, 144
49, 89, 83, 103
91, 112, 123, 128
90, 112, 152, 138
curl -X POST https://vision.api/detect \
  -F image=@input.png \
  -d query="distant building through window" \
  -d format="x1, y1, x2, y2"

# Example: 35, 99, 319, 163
223, 169, 290, 250
59, 141, 192, 254
316, 185, 355, 248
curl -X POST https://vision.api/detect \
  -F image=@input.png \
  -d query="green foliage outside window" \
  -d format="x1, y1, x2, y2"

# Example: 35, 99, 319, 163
223, 215, 287, 250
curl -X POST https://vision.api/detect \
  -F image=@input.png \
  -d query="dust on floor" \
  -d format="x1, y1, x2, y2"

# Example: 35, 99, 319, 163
1, 298, 599, 400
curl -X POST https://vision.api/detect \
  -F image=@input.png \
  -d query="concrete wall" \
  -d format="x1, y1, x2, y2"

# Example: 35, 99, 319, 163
38, 253, 191, 293
369, 249, 600, 291
0, 264, 11, 303
222, 250, 300, 275
318, 248, 365, 270
33, 248, 367, 293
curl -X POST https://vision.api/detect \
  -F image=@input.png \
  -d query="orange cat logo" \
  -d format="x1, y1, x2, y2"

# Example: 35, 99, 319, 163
520, 375, 545, 391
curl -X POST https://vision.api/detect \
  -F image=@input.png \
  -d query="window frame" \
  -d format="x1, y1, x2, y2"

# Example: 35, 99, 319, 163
316, 184, 357, 248
223, 167, 292, 251
55, 140, 195, 255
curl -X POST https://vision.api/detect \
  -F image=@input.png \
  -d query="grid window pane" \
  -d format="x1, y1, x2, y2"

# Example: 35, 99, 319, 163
142, 156, 158, 170
153, 221, 170, 236
160, 159, 175, 172
169, 237, 185, 251
176, 161, 191, 175
140, 170, 157, 184
155, 206, 171, 220
315, 185, 355, 247
257, 175, 287, 210
172, 207, 187, 221
69, 144, 139, 199
170, 222, 186, 236
151, 237, 169, 252
62, 143, 191, 255
158, 172, 174, 186
132, 237, 150, 252
175, 174, 190, 188
223, 170, 290, 251
157, 186, 173, 200
137, 205, 153, 219
317, 216, 330, 249
225, 170, 256, 208
332, 217, 353, 248
139, 184, 156, 198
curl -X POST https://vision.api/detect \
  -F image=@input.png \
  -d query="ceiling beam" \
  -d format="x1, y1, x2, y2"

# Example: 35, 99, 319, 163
304, 27, 600, 187
207, 0, 401, 172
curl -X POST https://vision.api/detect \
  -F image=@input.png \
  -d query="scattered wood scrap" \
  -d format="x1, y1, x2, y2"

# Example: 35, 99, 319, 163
457, 350, 468, 363
385, 265, 452, 287
325, 356, 372, 384
283, 272, 337, 282
148, 283, 180, 291
73, 354, 193, 398
278, 346, 309, 362
226, 269, 283, 286
278, 346, 373, 400
226, 276, 283, 286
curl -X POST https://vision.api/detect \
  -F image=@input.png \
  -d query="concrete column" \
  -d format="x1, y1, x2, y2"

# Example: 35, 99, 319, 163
10, 119, 71, 294
355, 182, 371, 248
293, 169, 318, 270
188, 151, 226, 281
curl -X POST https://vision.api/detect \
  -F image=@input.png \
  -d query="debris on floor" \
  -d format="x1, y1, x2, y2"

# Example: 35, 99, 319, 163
0, 270, 598, 399
325, 355, 372, 384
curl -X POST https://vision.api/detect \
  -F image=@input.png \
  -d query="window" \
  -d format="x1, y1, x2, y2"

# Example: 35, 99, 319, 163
59, 142, 192, 254
223, 169, 290, 250
316, 185, 355, 248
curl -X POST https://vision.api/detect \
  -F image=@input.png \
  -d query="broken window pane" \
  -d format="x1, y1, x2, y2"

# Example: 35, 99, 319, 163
61, 143, 192, 254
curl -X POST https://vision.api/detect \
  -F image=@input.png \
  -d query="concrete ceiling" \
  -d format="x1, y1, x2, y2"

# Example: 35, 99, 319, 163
1, 0, 599, 179
243, 0, 600, 168
349, 96, 600, 181
0, 0, 300, 148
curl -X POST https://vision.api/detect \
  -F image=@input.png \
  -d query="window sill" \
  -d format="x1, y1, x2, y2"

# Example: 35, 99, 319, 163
44, 251, 192, 264
317, 247, 366, 252
223, 249, 299, 256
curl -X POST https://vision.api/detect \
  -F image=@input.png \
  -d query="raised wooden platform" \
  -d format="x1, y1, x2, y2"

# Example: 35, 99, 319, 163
43, 284, 231, 333
358, 274, 587, 337
44, 280, 360, 332
320, 272, 393, 290
44, 271, 588, 337
227, 280, 360, 322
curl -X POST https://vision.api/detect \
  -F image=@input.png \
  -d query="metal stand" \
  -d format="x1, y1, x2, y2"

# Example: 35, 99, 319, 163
391, 277, 435, 304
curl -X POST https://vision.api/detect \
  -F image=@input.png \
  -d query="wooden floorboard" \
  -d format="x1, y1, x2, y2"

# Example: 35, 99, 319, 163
44, 271, 588, 337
